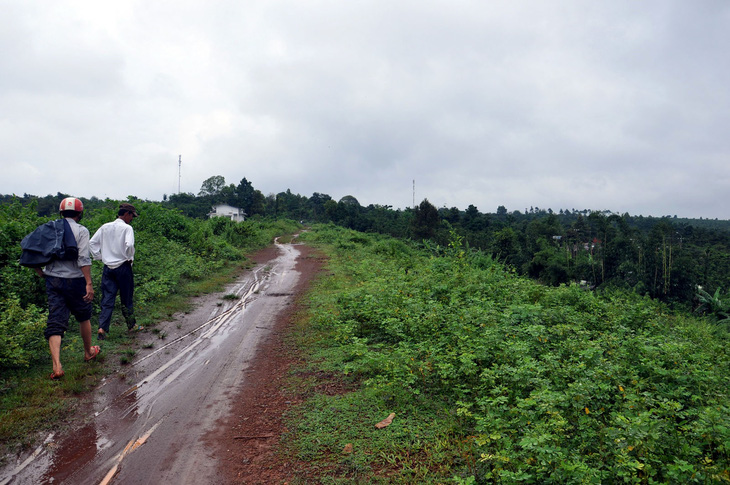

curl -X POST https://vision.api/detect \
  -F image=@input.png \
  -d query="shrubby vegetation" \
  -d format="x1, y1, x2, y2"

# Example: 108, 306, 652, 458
292, 225, 730, 483
0, 198, 297, 370
140, 174, 730, 311
4, 178, 730, 482
7, 177, 730, 312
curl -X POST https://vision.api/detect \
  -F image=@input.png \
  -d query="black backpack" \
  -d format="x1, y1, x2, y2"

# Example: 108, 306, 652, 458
19, 219, 79, 268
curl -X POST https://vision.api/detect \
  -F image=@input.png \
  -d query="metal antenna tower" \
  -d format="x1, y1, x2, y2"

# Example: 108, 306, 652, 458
412, 179, 415, 208
178, 155, 182, 194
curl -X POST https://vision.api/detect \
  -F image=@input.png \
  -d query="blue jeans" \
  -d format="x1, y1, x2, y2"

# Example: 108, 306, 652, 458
98, 262, 135, 332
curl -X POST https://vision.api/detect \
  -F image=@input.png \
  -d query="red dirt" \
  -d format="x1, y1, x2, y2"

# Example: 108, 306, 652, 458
207, 243, 327, 484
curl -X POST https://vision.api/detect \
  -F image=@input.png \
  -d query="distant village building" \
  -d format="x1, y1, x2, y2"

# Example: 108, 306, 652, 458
208, 204, 246, 222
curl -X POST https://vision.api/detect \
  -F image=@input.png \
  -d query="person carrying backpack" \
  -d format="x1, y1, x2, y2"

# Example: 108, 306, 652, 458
34, 197, 100, 379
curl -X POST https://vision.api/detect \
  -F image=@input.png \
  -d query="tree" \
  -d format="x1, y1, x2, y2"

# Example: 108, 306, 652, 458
492, 227, 520, 265
249, 190, 266, 217
411, 199, 440, 240
275, 189, 308, 220
198, 175, 226, 197
339, 195, 360, 206
308, 192, 333, 221
463, 204, 489, 231
324, 199, 338, 221
168, 192, 211, 218
236, 178, 256, 214
219, 184, 238, 206
440, 207, 460, 224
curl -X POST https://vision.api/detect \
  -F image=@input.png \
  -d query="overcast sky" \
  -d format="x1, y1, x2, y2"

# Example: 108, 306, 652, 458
1, 1, 728, 219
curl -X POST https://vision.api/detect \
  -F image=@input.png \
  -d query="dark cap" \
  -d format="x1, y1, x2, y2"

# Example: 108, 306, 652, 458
119, 203, 138, 217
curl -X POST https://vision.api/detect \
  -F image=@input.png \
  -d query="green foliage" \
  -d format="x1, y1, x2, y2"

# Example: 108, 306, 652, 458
0, 199, 294, 371
0, 197, 299, 450
7, 182, 730, 313
292, 225, 730, 483
0, 199, 48, 309
198, 175, 226, 197
0, 297, 47, 368
696, 287, 730, 323
411, 199, 440, 240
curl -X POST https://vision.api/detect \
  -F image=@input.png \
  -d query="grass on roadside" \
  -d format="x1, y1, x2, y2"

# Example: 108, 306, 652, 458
0, 332, 106, 449
279, 226, 730, 484
0, 258, 256, 455
279, 237, 476, 484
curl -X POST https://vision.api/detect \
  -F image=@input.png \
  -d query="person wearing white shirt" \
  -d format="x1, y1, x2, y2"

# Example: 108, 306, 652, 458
89, 203, 142, 339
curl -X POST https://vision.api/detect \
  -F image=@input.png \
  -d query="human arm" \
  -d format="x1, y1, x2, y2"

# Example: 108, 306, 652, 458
89, 228, 102, 260
125, 226, 135, 261
77, 226, 94, 301
76, 226, 92, 267
80, 265, 94, 302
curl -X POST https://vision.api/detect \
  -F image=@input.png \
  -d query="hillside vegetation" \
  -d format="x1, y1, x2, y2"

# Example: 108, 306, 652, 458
2, 188, 729, 482
0, 198, 298, 446
288, 224, 729, 483
7, 185, 730, 312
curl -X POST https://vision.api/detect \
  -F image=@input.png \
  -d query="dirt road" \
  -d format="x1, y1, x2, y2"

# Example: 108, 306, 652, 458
1, 239, 323, 484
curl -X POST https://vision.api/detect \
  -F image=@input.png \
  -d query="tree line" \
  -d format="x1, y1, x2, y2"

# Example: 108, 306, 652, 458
5, 174, 730, 311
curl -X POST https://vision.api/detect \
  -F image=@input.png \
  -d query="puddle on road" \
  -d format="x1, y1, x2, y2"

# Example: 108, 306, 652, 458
38, 424, 98, 484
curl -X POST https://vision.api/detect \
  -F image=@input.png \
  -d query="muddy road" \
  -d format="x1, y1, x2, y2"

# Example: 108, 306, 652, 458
1, 239, 320, 484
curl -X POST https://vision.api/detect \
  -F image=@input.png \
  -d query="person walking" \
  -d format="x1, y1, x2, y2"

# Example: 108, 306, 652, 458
89, 203, 142, 340
36, 197, 100, 379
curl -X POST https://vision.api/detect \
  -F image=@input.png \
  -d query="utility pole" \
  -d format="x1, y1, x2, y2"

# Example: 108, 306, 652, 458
178, 155, 182, 194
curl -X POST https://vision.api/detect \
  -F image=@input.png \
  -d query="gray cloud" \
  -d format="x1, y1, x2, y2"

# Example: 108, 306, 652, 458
1, 0, 728, 219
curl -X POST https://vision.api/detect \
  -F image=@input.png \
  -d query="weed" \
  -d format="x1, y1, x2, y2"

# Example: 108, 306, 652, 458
282, 225, 730, 483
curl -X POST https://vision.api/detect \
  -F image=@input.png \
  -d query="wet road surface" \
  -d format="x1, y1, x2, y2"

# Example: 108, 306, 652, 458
1, 240, 303, 484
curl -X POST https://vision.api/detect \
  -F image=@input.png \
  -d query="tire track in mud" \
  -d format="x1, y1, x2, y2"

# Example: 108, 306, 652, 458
1, 241, 302, 485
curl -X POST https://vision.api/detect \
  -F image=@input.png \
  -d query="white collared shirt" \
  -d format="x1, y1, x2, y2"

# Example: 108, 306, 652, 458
89, 218, 135, 269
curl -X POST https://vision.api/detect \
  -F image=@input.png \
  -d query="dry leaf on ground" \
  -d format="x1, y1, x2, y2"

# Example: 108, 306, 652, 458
375, 413, 395, 429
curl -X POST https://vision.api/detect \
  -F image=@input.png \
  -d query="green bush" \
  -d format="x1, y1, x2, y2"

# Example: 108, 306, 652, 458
0, 199, 48, 308
0, 199, 295, 373
0, 297, 47, 368
296, 225, 730, 483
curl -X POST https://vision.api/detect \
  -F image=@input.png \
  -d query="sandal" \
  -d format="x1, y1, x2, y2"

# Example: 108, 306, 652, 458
128, 325, 145, 333
84, 345, 101, 362
49, 370, 65, 380
97, 330, 106, 341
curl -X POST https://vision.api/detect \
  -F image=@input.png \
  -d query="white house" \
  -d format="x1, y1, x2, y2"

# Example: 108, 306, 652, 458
208, 204, 246, 222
